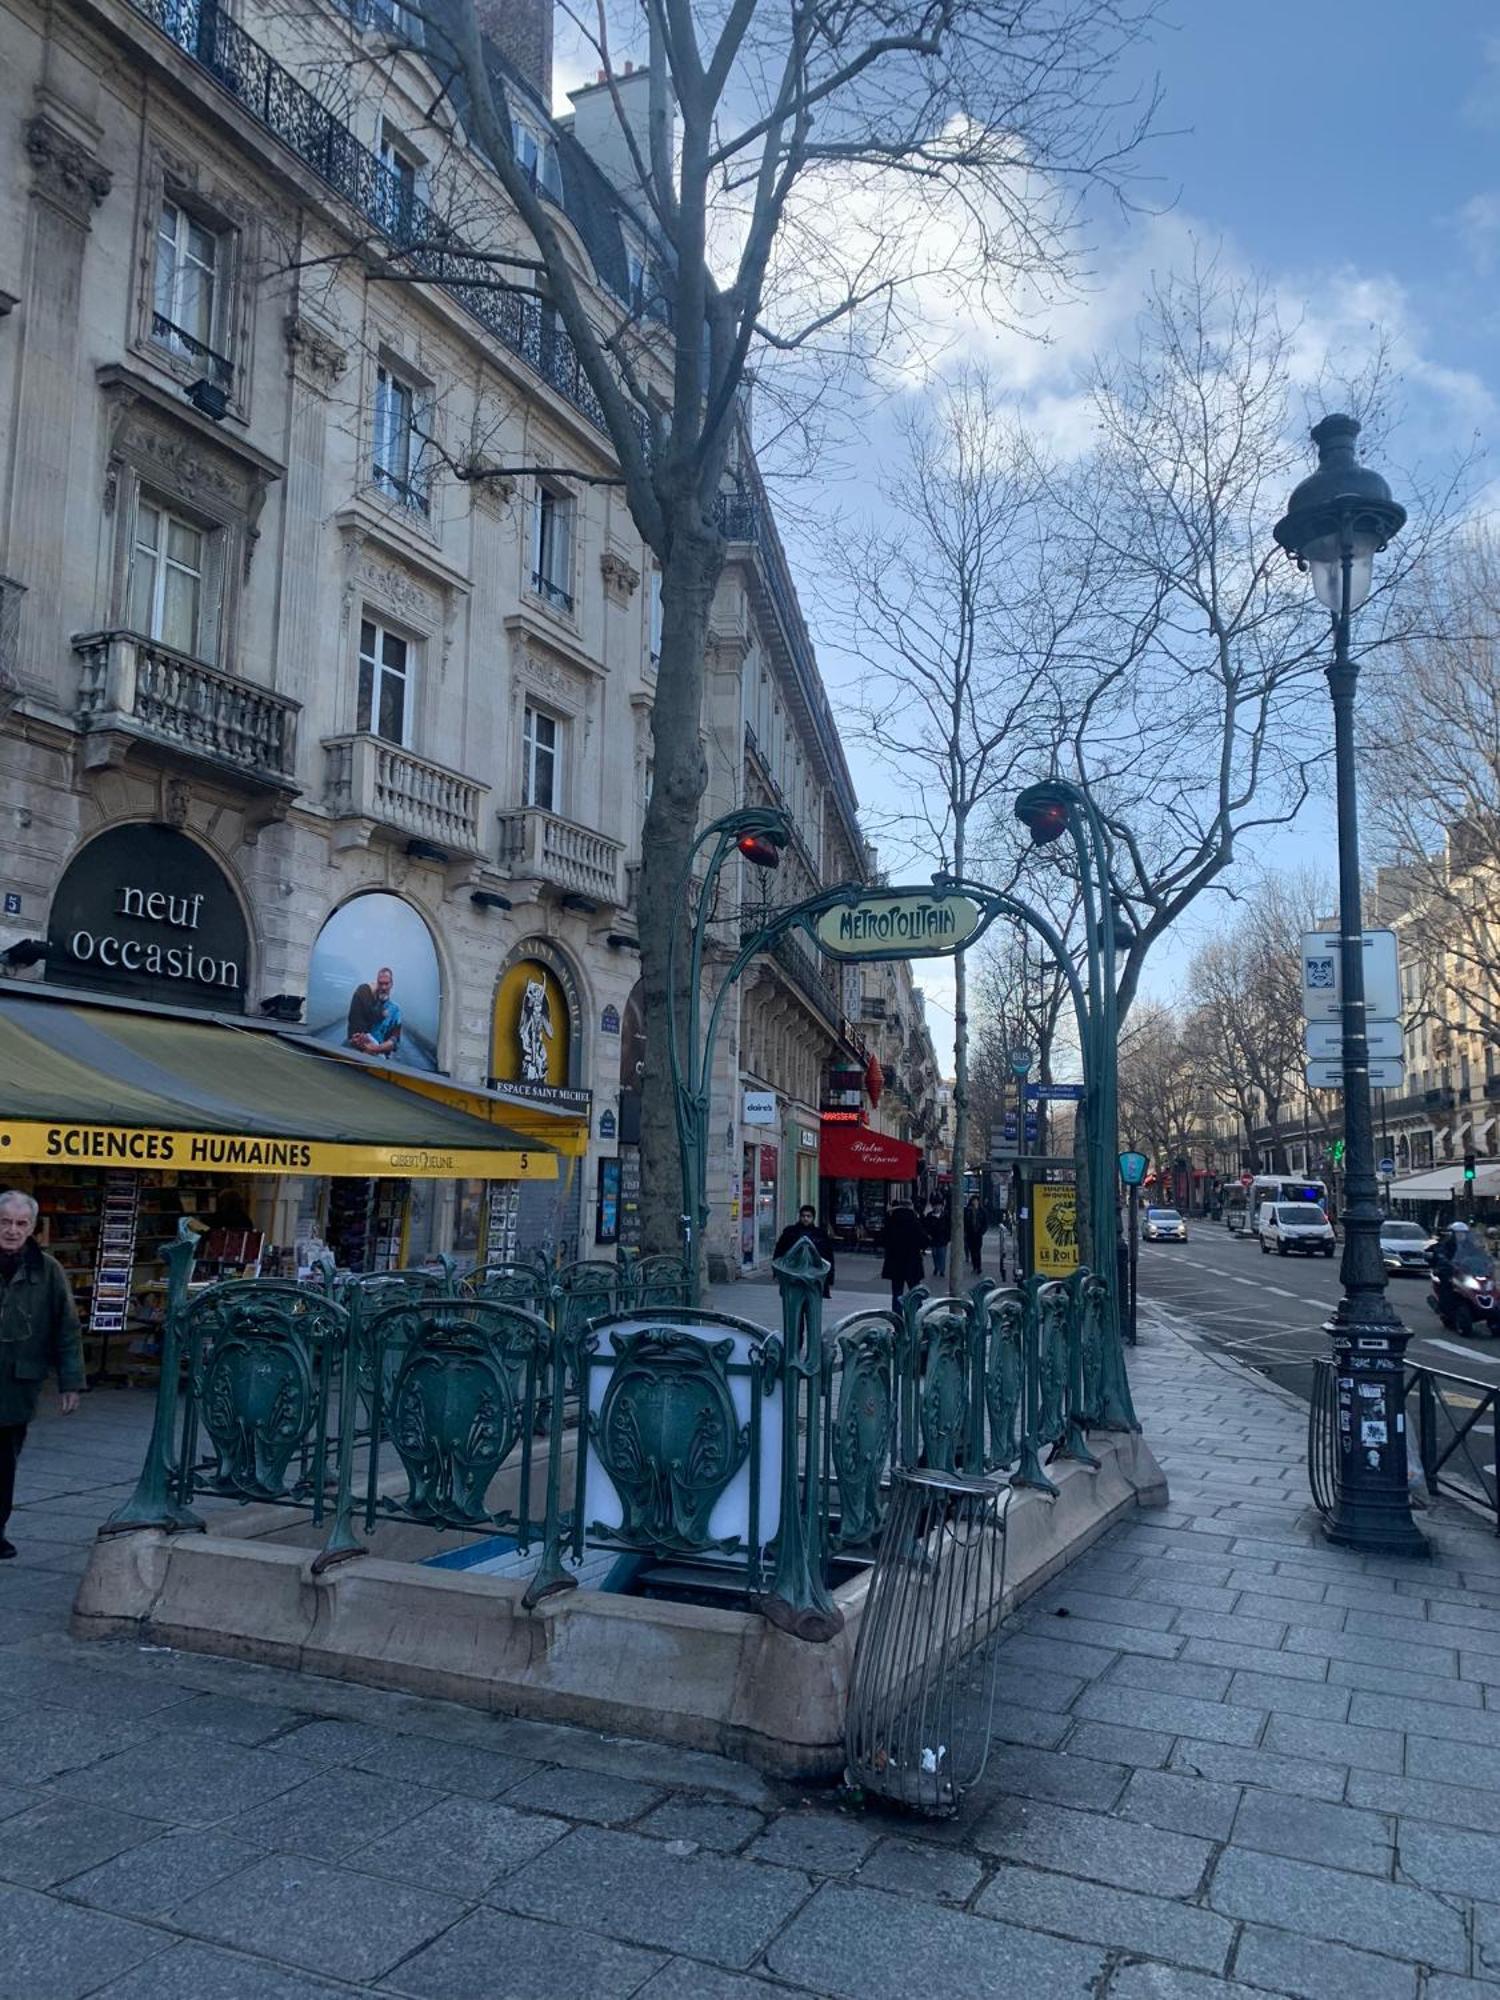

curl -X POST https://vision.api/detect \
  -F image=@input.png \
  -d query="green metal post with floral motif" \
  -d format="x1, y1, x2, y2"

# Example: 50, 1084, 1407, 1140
761, 1235, 841, 1641
101, 1225, 205, 1534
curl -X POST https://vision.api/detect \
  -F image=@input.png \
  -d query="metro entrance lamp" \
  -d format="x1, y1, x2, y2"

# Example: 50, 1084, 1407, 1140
1273, 414, 1423, 1555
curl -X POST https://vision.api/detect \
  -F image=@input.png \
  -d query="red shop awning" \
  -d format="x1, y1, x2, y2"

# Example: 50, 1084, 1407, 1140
819, 1118, 922, 1181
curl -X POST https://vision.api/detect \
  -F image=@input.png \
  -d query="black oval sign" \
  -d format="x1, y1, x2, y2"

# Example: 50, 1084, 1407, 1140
47, 825, 249, 1010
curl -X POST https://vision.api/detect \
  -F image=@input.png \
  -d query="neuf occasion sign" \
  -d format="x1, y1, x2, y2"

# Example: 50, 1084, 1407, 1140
814, 890, 985, 960
0, 1120, 556, 1181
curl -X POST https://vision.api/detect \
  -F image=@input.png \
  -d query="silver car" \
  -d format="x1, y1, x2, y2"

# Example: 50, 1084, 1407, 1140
1143, 1207, 1187, 1243
1380, 1218, 1435, 1274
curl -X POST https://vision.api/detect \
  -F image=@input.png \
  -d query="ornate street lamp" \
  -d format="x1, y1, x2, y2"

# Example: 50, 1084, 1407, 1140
1273, 414, 1424, 1555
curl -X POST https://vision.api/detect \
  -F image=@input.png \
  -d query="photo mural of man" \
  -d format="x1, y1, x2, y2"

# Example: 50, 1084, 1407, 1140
346, 965, 403, 1058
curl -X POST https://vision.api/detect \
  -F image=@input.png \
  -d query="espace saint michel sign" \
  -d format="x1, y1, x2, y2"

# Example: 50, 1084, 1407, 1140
813, 890, 985, 960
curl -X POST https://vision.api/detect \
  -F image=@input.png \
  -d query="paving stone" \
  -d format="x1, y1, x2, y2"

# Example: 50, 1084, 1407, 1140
1221, 1671, 1350, 1720
486, 1721, 774, 1805
1424, 1979, 1500, 2000
636, 1801, 766, 1853
1107, 1968, 1265, 2000
1348, 1690, 1500, 1745
765, 1882, 1106, 2000
170, 1851, 467, 1984
502, 1765, 663, 1825
1229, 1789, 1393, 1877
987, 1701, 1073, 1748
974, 1861, 1233, 1973
492, 1825, 807, 1968
1072, 1685, 1265, 1747
1021, 1615, 1189, 1662
977, 1744, 1129, 1812
225, 1765, 442, 1861
63, 1828, 265, 1919
0, 1707, 154, 1786
54, 1736, 316, 1822
1127, 1577, 1239, 1614
270, 1717, 393, 1765
382, 1906, 665, 1999
1107, 1654, 1234, 1701
1206, 1847, 1466, 1969
1172, 1610, 1291, 1647
1168, 1740, 1350, 1803
856, 1836, 985, 1904
1065, 1722, 1175, 1769
745, 1811, 879, 1874
634, 1965, 782, 2000
1394, 1821, 1500, 1900
1325, 1658, 1482, 1707
91, 1939, 353, 2000
990, 1666, 1089, 1715
1230, 1922, 1418, 2000
1282, 1626, 1460, 1676
0, 1881, 168, 1998
143, 1693, 303, 1745
1404, 1734, 1500, 1791
1035, 1588, 1180, 1631
352, 1730, 540, 1799
1260, 1714, 1403, 1774
994, 1632, 1127, 1679
1230, 1591, 1345, 1630
1227, 1570, 1328, 1603
1427, 1597, 1500, 1637
1345, 1769, 1500, 1836
1472, 1901, 1500, 1980
1184, 1639, 1332, 1686
972, 1797, 1214, 1896
345, 1794, 562, 1900
1116, 1769, 1241, 1841
0, 1797, 161, 1891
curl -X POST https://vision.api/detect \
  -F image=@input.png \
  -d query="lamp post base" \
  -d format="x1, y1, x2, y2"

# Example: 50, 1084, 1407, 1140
1323, 1315, 1429, 1560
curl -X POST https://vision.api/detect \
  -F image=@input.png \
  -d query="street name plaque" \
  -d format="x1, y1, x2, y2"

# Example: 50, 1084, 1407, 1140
813, 890, 985, 959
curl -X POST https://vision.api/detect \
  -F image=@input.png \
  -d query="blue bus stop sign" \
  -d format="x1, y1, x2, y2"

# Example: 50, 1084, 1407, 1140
1118, 1151, 1149, 1188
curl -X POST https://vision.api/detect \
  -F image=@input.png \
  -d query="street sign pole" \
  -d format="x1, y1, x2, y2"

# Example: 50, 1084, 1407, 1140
1118, 1152, 1148, 1349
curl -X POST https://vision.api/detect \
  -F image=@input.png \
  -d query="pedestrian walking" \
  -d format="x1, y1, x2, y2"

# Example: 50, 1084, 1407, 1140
879, 1198, 927, 1312
922, 1200, 949, 1281
0, 1191, 84, 1559
994, 1212, 1014, 1284
963, 1193, 990, 1276
773, 1204, 836, 1298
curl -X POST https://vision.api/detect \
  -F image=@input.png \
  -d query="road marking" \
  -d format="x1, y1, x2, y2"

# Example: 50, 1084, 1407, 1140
1262, 1286, 1298, 1299
1426, 1339, 1492, 1363
1226, 1276, 1262, 1289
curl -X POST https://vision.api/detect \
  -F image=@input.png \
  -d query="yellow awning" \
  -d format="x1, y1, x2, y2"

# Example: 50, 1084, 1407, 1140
0, 996, 558, 1180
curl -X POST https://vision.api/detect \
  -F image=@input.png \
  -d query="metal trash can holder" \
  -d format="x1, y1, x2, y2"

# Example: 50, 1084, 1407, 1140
844, 1466, 1012, 1815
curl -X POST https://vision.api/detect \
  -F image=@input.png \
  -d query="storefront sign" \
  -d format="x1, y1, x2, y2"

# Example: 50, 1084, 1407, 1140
307, 893, 442, 1070
797, 1126, 819, 1151
813, 890, 985, 960
1032, 1183, 1080, 1277
0, 1119, 556, 1180
491, 946, 588, 1110
742, 1090, 777, 1126
47, 825, 249, 1010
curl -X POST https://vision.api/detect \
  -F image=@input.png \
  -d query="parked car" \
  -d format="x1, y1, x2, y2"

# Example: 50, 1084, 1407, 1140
1143, 1207, 1187, 1243
1259, 1202, 1336, 1257
1380, 1218, 1435, 1275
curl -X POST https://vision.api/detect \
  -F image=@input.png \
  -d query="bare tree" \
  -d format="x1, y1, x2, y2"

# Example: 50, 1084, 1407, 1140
1116, 1001, 1197, 1181
1367, 525, 1500, 1044
824, 368, 1089, 1275
324, 0, 1162, 1250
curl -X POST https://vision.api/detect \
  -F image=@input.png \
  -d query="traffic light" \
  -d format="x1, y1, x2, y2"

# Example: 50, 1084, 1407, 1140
1465, 1149, 1477, 1184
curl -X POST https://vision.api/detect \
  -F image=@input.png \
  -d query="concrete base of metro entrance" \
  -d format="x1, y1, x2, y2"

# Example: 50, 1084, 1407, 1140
72, 1431, 1168, 1778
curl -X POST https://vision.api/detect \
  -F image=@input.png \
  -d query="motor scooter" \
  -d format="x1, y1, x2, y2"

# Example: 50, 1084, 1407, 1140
1429, 1258, 1500, 1339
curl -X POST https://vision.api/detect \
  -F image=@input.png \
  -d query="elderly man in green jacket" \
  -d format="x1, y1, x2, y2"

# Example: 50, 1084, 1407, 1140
0, 1191, 84, 1558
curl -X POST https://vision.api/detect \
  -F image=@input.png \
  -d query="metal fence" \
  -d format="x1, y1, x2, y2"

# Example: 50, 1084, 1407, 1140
1309, 1354, 1500, 1533
105, 1239, 1135, 1606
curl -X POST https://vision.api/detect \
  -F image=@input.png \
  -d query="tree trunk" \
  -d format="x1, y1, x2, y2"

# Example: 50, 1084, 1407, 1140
949, 940, 969, 1290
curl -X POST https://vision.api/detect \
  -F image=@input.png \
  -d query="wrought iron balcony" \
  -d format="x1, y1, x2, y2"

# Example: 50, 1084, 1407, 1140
498, 807, 624, 907
150, 313, 233, 389
323, 733, 487, 856
74, 631, 299, 786
128, 0, 612, 436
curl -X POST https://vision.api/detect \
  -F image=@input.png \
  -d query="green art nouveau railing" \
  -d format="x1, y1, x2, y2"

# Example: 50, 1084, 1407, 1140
102, 1238, 1131, 1624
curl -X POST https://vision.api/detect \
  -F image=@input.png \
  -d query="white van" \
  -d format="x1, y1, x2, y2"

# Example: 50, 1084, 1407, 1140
1247, 1176, 1329, 1237
1259, 1202, 1336, 1258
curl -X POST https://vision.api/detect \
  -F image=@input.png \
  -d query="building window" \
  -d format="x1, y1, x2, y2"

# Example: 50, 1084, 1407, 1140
530, 484, 574, 611
648, 566, 663, 664
512, 118, 563, 198
375, 126, 421, 240
365, 0, 421, 40
127, 496, 208, 657
522, 704, 561, 812
372, 364, 428, 513
358, 617, 412, 745
152, 199, 230, 385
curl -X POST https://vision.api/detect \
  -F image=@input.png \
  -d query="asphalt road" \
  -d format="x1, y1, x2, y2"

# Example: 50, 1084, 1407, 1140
1138, 1220, 1500, 1512
1137, 1220, 1500, 1398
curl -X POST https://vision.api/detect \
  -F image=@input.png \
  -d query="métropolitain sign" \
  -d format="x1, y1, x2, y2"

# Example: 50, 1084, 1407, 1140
813, 890, 985, 960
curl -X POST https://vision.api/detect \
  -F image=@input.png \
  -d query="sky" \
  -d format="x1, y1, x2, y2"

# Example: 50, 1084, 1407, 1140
554, 4, 1500, 1065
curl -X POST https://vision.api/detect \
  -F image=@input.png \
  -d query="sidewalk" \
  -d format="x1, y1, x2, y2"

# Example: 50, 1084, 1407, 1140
5, 1305, 1500, 1996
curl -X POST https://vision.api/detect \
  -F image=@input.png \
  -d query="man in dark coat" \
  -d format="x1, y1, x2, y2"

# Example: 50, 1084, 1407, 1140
0, 1191, 84, 1558
963, 1193, 992, 1276
773, 1205, 836, 1297
880, 1198, 927, 1310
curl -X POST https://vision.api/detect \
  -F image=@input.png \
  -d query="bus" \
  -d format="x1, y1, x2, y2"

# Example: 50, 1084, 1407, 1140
1246, 1175, 1329, 1237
